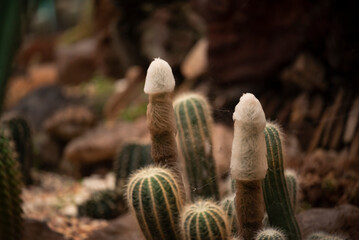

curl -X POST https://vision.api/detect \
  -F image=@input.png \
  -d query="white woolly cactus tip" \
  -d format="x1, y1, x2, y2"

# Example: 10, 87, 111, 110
230, 93, 268, 181
144, 58, 175, 94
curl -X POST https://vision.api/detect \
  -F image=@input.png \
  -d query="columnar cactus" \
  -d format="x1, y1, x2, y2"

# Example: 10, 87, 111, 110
230, 93, 267, 240
113, 143, 152, 191
173, 93, 220, 200
181, 200, 231, 240
78, 189, 126, 219
220, 194, 238, 234
284, 169, 299, 211
255, 228, 287, 240
5, 117, 33, 185
306, 232, 345, 240
127, 166, 184, 240
0, 127, 23, 240
262, 123, 301, 240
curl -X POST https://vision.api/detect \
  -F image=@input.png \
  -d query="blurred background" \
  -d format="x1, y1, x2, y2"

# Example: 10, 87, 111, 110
1, 0, 359, 239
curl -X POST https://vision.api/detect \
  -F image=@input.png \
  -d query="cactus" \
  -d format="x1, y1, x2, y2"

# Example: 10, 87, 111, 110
284, 169, 298, 211
255, 228, 287, 240
174, 93, 220, 201
230, 93, 267, 240
220, 194, 238, 234
306, 232, 345, 240
127, 166, 184, 240
262, 123, 301, 240
78, 189, 126, 219
4, 117, 33, 185
0, 127, 23, 240
181, 200, 231, 240
114, 143, 152, 192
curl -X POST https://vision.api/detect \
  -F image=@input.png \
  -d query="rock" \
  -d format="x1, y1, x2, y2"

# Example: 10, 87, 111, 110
87, 212, 145, 240
23, 218, 65, 240
64, 117, 149, 165
45, 106, 96, 141
181, 38, 208, 79
33, 133, 62, 169
297, 204, 359, 239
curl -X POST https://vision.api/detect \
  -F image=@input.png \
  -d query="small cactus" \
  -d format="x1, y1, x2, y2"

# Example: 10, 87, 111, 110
181, 200, 231, 240
127, 166, 184, 240
78, 189, 126, 219
113, 143, 152, 192
255, 228, 287, 240
284, 169, 299, 211
262, 123, 301, 240
306, 232, 345, 240
174, 93, 220, 201
0, 127, 23, 240
220, 194, 238, 234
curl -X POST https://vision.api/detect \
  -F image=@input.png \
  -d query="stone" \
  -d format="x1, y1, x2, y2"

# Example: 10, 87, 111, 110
181, 38, 208, 79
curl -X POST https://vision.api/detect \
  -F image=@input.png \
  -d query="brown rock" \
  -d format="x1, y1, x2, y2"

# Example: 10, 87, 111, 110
181, 38, 208, 80
23, 218, 65, 240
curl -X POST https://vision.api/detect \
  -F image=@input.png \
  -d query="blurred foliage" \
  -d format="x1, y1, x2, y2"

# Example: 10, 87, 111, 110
119, 102, 147, 122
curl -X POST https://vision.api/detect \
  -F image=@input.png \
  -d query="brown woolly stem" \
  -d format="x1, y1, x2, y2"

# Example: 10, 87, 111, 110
235, 180, 265, 240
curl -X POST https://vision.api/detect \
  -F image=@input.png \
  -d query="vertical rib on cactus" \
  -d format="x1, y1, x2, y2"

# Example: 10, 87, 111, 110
262, 123, 301, 240
306, 232, 345, 240
0, 127, 23, 240
114, 143, 152, 192
181, 200, 230, 240
284, 169, 298, 211
127, 166, 184, 240
174, 93, 219, 200
144, 58, 178, 172
220, 194, 238, 234
230, 93, 267, 240
255, 228, 287, 240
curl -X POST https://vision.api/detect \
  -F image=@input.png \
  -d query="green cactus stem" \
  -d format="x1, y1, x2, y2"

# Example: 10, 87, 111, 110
0, 127, 23, 240
220, 194, 238, 234
127, 166, 184, 240
181, 200, 230, 240
306, 232, 345, 240
78, 189, 126, 219
255, 228, 287, 240
173, 93, 220, 201
262, 123, 301, 240
284, 169, 298, 211
114, 143, 152, 192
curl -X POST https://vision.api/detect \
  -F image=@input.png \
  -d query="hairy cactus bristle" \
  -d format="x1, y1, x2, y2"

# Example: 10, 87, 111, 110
284, 169, 299, 211
220, 194, 238, 234
181, 200, 230, 240
262, 123, 301, 240
78, 189, 126, 219
5, 117, 33, 185
255, 228, 287, 240
174, 93, 219, 200
0, 127, 23, 240
114, 143, 152, 192
127, 166, 184, 240
306, 232, 345, 240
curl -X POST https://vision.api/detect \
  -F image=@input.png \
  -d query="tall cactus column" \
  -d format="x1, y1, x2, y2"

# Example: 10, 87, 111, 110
144, 58, 178, 172
230, 93, 268, 240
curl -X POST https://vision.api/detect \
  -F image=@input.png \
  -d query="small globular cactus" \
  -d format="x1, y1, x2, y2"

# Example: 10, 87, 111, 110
262, 123, 301, 240
306, 232, 345, 240
255, 228, 287, 240
0, 127, 23, 240
77, 189, 126, 219
174, 93, 220, 201
181, 200, 231, 240
220, 194, 238, 234
127, 166, 184, 240
113, 143, 152, 192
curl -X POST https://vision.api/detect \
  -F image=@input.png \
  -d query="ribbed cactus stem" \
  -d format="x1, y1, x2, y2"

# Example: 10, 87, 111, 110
230, 93, 267, 240
306, 232, 345, 240
181, 200, 231, 240
284, 169, 299, 211
174, 93, 219, 200
262, 123, 301, 240
255, 228, 287, 240
144, 58, 179, 172
220, 194, 238, 234
127, 166, 184, 240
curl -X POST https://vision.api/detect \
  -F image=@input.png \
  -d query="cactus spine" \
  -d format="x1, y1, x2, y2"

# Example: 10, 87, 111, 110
78, 189, 126, 219
306, 232, 345, 240
0, 127, 23, 240
220, 194, 238, 234
181, 200, 230, 240
174, 93, 219, 200
255, 228, 287, 240
127, 166, 184, 240
114, 143, 152, 192
262, 123, 301, 240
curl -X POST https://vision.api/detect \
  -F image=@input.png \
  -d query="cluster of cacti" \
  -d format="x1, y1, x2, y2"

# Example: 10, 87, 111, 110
0, 127, 23, 240
174, 93, 220, 201
306, 232, 345, 240
78, 189, 126, 219
4, 116, 33, 185
113, 143, 152, 191
180, 200, 230, 240
255, 228, 287, 240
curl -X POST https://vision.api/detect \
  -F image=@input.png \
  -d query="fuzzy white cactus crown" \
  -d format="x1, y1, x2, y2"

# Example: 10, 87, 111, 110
144, 58, 175, 94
